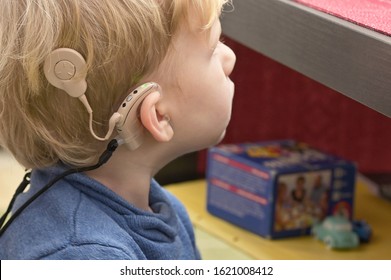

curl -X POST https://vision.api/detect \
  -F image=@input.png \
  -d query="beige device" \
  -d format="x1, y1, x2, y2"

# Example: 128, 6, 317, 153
115, 82, 160, 150
43, 48, 158, 150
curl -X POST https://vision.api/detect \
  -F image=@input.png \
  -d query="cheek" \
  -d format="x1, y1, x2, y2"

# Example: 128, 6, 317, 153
203, 94, 234, 137
174, 59, 235, 129
200, 91, 233, 126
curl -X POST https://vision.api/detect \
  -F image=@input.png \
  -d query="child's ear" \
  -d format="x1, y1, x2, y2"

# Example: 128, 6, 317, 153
139, 91, 174, 142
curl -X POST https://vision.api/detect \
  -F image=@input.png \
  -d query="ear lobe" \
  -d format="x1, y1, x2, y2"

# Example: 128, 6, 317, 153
140, 91, 174, 142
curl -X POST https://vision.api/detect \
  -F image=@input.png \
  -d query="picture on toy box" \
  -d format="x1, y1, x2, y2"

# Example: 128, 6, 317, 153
274, 171, 332, 232
206, 140, 356, 239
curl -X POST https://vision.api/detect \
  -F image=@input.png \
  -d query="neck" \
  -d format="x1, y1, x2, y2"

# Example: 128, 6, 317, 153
85, 146, 153, 211
85, 140, 177, 212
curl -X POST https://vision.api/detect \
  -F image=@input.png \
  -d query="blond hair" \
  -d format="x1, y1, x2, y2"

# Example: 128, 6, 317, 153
0, 0, 230, 168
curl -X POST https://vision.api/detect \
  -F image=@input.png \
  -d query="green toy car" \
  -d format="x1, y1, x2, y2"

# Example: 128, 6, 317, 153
312, 215, 359, 249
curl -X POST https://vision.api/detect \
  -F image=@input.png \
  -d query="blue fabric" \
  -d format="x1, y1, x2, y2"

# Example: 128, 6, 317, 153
0, 165, 200, 260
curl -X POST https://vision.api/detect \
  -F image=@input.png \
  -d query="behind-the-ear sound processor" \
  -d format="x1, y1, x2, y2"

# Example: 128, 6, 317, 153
44, 48, 160, 150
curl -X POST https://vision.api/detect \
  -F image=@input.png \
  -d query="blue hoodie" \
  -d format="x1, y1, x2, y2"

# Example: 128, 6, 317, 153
0, 165, 200, 260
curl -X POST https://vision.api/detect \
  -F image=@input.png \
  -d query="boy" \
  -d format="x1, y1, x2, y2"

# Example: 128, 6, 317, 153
0, 0, 236, 259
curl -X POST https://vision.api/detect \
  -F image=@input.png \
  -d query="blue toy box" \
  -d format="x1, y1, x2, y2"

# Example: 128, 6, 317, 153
206, 140, 356, 239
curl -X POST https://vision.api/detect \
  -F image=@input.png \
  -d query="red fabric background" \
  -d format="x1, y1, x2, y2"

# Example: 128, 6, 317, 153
295, 0, 391, 36
199, 37, 391, 174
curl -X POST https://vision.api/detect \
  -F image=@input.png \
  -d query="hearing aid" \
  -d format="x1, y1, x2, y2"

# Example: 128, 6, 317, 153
115, 82, 161, 150
44, 48, 87, 98
43, 48, 160, 150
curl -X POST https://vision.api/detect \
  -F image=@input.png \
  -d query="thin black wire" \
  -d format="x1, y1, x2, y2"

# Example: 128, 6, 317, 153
0, 172, 31, 227
0, 139, 119, 237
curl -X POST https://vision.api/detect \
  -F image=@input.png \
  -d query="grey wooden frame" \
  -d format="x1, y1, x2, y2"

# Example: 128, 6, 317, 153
221, 0, 391, 117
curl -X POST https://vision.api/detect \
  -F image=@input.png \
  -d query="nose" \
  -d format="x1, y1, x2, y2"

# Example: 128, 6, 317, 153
221, 43, 236, 77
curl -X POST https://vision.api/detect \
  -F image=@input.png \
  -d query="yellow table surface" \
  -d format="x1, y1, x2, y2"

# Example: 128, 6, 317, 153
166, 179, 391, 259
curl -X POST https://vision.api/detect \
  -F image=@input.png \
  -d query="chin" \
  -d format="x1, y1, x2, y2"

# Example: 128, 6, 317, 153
210, 130, 227, 147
